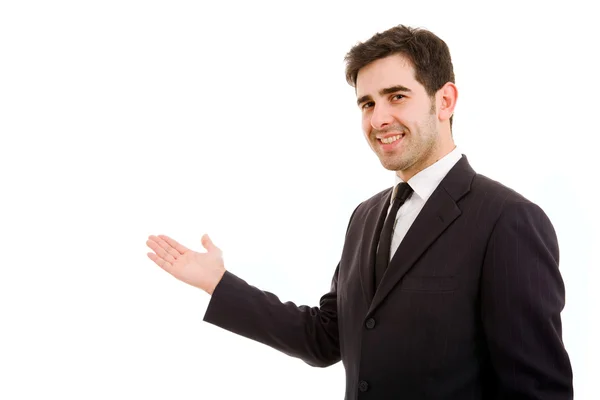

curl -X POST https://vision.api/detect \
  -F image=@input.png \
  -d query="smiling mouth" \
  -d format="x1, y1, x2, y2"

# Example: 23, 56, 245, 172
378, 134, 405, 144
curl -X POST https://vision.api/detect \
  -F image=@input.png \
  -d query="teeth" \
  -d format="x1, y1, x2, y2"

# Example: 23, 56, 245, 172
381, 134, 402, 144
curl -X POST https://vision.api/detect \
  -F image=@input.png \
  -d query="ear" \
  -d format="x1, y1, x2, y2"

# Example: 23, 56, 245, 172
437, 82, 458, 123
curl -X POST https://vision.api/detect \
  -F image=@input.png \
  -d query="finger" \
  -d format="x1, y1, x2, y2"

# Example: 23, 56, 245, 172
147, 235, 180, 260
158, 234, 189, 255
147, 252, 173, 273
153, 236, 182, 260
146, 239, 177, 265
201, 234, 221, 254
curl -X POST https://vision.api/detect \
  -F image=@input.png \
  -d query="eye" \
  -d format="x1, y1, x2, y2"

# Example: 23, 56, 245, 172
361, 101, 375, 110
392, 94, 405, 101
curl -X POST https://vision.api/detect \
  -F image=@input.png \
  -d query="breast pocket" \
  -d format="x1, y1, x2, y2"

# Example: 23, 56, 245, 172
399, 275, 457, 292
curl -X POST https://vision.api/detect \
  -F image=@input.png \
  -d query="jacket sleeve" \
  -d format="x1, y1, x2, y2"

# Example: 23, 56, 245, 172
202, 204, 360, 368
203, 265, 341, 367
480, 201, 573, 399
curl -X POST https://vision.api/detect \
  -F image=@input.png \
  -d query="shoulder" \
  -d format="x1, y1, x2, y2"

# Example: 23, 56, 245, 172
350, 186, 391, 215
470, 172, 543, 211
471, 173, 556, 237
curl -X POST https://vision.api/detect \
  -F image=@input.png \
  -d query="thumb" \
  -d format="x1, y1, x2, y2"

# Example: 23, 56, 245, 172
201, 234, 221, 254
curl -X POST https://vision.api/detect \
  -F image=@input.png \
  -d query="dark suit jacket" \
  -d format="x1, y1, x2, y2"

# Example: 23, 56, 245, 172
204, 155, 573, 399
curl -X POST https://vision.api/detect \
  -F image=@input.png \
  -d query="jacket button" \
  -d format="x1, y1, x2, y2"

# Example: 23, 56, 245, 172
358, 380, 369, 392
365, 318, 376, 329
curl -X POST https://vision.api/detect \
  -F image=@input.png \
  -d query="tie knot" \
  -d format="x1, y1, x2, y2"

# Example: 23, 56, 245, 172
394, 182, 413, 202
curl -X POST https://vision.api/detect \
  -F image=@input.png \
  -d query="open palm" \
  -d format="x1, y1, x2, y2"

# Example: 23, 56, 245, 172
146, 234, 226, 294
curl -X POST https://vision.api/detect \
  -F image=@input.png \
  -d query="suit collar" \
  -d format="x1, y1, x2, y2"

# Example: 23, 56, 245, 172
359, 154, 476, 311
393, 146, 463, 203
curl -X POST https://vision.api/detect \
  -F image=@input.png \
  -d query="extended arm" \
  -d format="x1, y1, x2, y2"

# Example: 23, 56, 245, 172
203, 265, 341, 367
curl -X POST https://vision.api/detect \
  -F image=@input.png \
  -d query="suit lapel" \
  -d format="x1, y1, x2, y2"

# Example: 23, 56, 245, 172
359, 189, 392, 305
365, 155, 475, 315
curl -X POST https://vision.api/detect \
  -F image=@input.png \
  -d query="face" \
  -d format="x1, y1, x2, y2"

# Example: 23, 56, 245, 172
356, 54, 445, 180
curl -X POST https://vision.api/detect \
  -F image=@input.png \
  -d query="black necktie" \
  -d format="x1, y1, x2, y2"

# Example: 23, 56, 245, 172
374, 182, 413, 289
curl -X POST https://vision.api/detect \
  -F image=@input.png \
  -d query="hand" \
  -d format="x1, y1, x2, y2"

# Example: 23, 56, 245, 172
146, 234, 226, 295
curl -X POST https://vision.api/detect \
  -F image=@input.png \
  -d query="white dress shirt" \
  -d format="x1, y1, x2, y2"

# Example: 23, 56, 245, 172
384, 146, 463, 261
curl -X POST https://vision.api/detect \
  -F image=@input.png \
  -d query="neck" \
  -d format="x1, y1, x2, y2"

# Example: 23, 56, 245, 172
397, 140, 456, 182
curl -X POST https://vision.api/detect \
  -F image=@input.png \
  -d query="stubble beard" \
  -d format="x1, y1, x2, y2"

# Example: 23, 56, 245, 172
377, 114, 438, 173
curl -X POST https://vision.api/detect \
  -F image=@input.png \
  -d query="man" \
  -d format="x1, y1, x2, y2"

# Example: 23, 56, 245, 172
146, 25, 573, 399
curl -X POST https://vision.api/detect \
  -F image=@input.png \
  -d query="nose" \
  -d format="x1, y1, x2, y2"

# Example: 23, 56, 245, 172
369, 103, 394, 130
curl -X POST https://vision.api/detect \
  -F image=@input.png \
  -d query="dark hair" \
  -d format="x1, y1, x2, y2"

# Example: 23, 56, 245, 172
344, 25, 455, 124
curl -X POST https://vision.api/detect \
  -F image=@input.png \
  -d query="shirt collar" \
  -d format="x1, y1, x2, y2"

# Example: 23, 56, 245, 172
392, 146, 463, 202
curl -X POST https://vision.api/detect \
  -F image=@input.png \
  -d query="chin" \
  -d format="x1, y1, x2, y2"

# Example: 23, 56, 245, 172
379, 154, 414, 172
380, 160, 406, 172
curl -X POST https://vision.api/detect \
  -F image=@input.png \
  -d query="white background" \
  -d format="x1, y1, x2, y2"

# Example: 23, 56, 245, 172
1, 0, 598, 398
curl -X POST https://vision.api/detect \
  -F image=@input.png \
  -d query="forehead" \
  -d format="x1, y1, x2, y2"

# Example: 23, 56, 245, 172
356, 54, 422, 97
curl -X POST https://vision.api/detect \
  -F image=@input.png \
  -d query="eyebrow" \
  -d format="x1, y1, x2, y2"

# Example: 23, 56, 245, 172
356, 85, 412, 106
